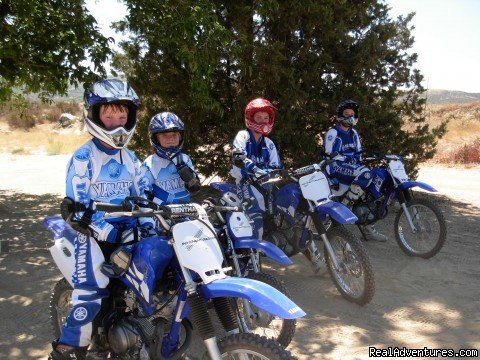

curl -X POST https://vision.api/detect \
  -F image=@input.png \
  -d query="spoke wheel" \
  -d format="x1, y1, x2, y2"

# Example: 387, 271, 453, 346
395, 198, 447, 258
218, 333, 295, 360
49, 278, 73, 338
324, 226, 375, 305
236, 272, 296, 348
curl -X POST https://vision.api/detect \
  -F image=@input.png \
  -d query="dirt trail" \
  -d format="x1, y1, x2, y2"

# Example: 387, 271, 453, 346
0, 154, 479, 359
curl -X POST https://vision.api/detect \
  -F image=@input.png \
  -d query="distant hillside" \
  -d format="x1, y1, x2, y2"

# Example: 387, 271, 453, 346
424, 89, 480, 104
53, 88, 480, 106
23, 85, 84, 103
23, 86, 480, 105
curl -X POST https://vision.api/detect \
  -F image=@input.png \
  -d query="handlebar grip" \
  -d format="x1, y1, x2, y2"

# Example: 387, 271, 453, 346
93, 202, 132, 212
213, 205, 239, 212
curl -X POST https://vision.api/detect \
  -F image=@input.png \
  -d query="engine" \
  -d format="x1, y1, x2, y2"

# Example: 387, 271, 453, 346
264, 214, 309, 257
352, 195, 387, 225
352, 204, 376, 225
108, 316, 155, 359
265, 229, 295, 256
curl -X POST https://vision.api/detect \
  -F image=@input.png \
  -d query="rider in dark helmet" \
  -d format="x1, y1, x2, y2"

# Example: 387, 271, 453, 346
143, 112, 201, 205
323, 99, 387, 242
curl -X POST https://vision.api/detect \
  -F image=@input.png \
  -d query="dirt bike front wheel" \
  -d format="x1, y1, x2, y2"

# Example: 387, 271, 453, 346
50, 278, 73, 338
324, 226, 375, 306
216, 333, 295, 360
394, 198, 447, 258
236, 272, 297, 348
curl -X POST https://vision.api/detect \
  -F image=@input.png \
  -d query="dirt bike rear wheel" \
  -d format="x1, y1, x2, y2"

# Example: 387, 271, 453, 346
324, 226, 375, 306
50, 278, 73, 338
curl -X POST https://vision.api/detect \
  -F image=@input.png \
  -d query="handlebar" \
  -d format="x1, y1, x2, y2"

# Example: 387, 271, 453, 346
212, 205, 240, 212
92, 198, 209, 232
362, 154, 403, 162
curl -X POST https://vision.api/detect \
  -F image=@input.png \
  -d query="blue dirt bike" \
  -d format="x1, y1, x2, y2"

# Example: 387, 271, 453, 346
45, 197, 304, 359
202, 195, 296, 347
209, 163, 375, 306
328, 153, 447, 258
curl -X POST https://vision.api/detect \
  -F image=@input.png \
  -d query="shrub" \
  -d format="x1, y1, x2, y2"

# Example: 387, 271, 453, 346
56, 100, 81, 115
44, 107, 63, 123
450, 139, 480, 164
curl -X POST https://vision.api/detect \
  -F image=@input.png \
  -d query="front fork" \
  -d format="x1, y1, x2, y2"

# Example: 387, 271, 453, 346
309, 213, 341, 271
225, 231, 256, 333
395, 188, 418, 233
179, 262, 238, 360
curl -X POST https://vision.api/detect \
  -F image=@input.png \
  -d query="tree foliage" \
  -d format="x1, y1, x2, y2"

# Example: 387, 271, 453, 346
115, 0, 446, 179
0, 0, 112, 102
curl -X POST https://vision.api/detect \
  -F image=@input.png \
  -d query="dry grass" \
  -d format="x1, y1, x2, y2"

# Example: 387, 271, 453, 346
0, 99, 87, 155
423, 101, 480, 163
0, 123, 90, 155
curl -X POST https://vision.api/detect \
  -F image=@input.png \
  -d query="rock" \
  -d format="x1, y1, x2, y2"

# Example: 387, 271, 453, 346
57, 113, 78, 128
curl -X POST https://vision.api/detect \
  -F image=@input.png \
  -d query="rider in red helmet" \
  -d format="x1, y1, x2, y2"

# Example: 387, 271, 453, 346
244, 98, 276, 136
230, 98, 281, 240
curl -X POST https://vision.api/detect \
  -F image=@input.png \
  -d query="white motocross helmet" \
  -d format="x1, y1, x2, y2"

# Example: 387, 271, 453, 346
83, 79, 141, 149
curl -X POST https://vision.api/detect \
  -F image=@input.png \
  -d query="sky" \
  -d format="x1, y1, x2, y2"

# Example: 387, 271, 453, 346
86, 0, 480, 93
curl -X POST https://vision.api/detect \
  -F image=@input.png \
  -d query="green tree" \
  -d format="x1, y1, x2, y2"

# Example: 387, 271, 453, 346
115, 0, 446, 178
0, 0, 112, 102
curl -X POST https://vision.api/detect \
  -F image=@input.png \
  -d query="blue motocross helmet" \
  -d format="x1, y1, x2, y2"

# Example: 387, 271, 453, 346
336, 99, 359, 127
84, 79, 141, 149
148, 112, 185, 159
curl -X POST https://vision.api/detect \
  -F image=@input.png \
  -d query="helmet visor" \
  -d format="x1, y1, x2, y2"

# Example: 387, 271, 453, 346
104, 127, 130, 147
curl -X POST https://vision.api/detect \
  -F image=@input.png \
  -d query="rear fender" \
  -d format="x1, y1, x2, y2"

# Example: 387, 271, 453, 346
200, 277, 305, 319
316, 201, 358, 224
235, 238, 292, 265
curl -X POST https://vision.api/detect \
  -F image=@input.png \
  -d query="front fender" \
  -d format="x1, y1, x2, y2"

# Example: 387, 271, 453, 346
235, 238, 292, 265
398, 181, 437, 193
316, 201, 358, 224
200, 277, 305, 319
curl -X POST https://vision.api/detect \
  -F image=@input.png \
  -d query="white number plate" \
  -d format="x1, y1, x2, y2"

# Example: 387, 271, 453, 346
388, 160, 409, 183
299, 171, 331, 202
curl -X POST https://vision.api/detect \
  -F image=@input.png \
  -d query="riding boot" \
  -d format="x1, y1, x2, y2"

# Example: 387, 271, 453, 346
341, 184, 364, 208
48, 340, 88, 360
302, 244, 326, 275
86, 334, 109, 360
360, 224, 388, 242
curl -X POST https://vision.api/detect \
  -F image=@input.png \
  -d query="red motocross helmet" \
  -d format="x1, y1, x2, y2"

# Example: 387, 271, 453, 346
244, 98, 276, 135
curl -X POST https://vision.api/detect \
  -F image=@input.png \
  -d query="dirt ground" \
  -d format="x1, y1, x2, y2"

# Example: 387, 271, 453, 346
0, 154, 479, 359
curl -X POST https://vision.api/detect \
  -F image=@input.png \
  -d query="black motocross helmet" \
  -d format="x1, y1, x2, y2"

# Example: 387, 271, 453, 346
336, 99, 359, 127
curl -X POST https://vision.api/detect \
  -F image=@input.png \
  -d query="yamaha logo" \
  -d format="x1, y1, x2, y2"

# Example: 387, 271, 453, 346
77, 233, 87, 244
73, 307, 88, 321
108, 162, 121, 179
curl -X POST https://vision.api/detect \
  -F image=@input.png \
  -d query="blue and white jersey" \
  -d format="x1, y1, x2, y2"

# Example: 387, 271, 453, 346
230, 129, 281, 182
324, 124, 362, 162
143, 153, 195, 205
65, 138, 149, 238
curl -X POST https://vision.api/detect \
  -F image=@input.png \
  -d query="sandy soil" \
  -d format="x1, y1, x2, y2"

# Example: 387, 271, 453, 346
0, 154, 479, 359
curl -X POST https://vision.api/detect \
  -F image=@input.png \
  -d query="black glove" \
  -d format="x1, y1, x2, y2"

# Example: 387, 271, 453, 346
177, 164, 201, 192
232, 149, 247, 169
